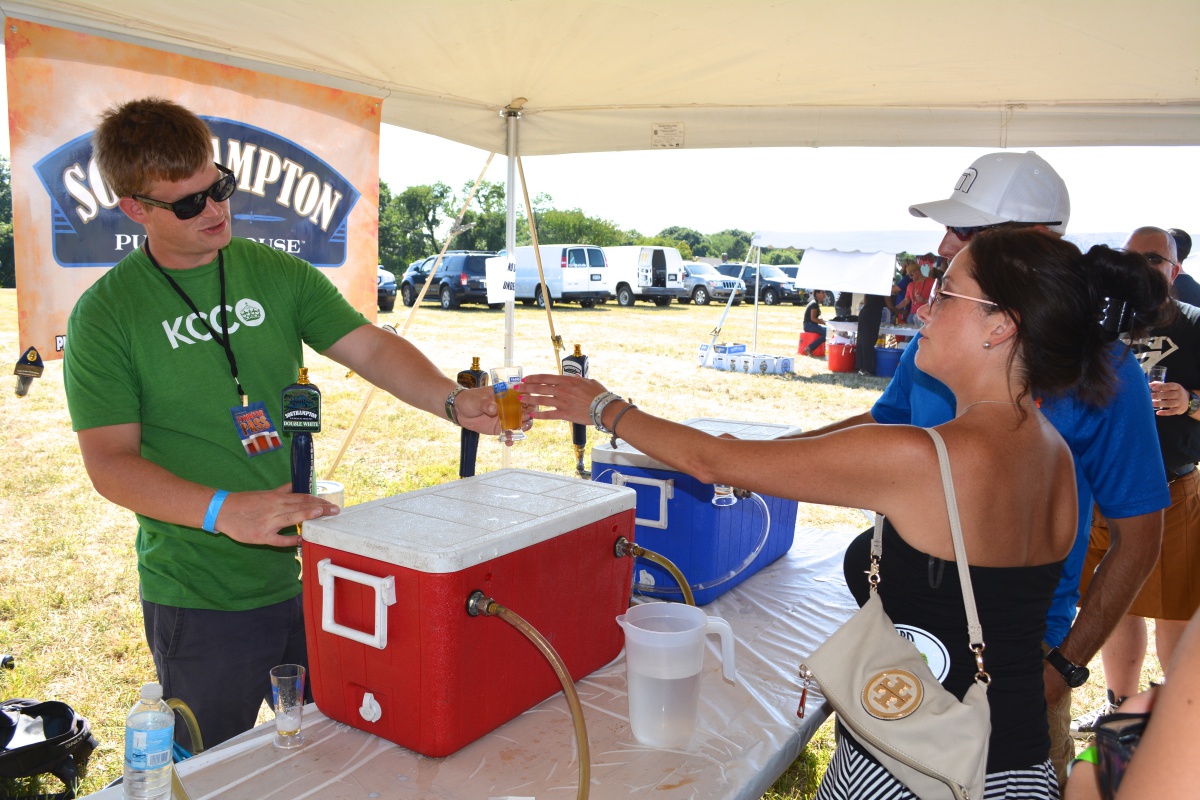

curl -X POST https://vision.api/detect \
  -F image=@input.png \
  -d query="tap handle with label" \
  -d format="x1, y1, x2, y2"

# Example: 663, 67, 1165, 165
563, 345, 590, 475
282, 368, 322, 494
457, 357, 488, 478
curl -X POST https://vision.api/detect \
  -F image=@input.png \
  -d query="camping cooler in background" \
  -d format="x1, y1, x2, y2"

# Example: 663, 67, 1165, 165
591, 418, 801, 605
301, 469, 636, 757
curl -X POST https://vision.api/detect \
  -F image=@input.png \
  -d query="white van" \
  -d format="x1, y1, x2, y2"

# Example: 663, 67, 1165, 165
501, 245, 612, 308
602, 246, 686, 306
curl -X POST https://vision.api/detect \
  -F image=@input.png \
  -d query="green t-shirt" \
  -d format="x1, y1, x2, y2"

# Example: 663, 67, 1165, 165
64, 237, 368, 611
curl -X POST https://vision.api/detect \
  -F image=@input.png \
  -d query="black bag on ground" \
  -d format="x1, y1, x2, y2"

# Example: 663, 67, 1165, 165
0, 699, 99, 800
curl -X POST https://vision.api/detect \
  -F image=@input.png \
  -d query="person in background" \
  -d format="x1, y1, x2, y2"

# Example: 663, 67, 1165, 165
1063, 606, 1200, 800
1073, 227, 1200, 738
63, 97, 508, 750
855, 293, 887, 375
892, 258, 924, 321
524, 228, 1170, 799
801, 289, 828, 357
1167, 229, 1200, 306
784, 151, 1169, 787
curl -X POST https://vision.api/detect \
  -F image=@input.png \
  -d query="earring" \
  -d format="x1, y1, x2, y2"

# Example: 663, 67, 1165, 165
983, 342, 991, 349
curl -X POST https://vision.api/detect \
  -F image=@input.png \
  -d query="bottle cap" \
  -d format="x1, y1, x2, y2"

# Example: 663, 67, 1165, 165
141, 683, 164, 701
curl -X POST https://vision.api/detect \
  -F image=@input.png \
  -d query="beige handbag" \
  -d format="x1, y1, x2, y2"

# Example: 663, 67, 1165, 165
800, 428, 991, 800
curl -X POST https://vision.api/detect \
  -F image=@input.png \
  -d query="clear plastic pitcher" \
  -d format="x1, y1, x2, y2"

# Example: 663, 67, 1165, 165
616, 602, 736, 748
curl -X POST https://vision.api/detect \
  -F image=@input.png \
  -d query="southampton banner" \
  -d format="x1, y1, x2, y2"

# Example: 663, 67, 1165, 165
6, 18, 382, 360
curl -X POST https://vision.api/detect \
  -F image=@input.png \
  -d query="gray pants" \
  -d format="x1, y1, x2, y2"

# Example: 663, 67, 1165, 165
141, 594, 309, 751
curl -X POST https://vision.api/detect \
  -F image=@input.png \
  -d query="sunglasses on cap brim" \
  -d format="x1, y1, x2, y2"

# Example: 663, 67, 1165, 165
133, 163, 237, 220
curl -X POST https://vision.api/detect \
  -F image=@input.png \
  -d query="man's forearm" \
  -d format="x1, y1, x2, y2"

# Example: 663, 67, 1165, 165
1060, 511, 1163, 665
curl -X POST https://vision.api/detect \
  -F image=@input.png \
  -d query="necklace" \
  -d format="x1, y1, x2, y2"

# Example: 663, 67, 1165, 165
959, 399, 1037, 414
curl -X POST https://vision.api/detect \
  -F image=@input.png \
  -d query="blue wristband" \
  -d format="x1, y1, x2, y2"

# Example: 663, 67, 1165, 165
203, 490, 229, 534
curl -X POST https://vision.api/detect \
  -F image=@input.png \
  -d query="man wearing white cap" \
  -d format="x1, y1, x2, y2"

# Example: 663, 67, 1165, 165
796, 152, 1168, 785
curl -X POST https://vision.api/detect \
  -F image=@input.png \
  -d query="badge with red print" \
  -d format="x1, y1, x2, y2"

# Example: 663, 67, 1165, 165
230, 401, 283, 456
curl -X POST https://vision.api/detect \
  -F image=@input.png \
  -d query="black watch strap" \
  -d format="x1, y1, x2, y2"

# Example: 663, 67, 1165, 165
1046, 646, 1090, 688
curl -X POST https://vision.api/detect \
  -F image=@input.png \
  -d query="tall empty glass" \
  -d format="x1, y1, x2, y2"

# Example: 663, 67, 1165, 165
489, 366, 526, 443
270, 664, 306, 750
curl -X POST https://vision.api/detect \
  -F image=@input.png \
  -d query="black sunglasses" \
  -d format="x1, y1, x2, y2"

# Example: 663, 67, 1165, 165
946, 221, 1063, 240
133, 163, 237, 220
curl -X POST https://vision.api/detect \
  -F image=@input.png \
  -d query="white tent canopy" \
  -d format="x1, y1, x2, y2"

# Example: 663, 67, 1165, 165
2, 1, 1197, 155
788, 251, 898, 297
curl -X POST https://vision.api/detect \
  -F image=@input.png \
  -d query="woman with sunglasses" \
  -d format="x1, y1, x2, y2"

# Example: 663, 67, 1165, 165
523, 228, 1170, 799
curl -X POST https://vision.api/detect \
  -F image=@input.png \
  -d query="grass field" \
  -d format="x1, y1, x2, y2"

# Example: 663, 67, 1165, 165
0, 288, 1159, 797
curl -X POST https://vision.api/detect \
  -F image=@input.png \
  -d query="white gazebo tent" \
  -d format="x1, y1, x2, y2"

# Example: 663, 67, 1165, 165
3, 0, 1197, 367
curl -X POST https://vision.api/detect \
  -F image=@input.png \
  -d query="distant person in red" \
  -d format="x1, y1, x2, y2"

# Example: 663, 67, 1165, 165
801, 289, 828, 356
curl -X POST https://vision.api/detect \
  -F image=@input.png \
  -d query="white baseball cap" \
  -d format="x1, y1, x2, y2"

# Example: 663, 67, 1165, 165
909, 151, 1070, 234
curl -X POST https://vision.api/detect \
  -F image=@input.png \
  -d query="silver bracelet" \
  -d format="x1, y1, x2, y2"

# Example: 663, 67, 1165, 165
590, 391, 618, 428
593, 393, 623, 432
445, 385, 466, 426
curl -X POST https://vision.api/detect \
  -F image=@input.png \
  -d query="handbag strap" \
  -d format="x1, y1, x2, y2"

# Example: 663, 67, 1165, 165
871, 427, 989, 681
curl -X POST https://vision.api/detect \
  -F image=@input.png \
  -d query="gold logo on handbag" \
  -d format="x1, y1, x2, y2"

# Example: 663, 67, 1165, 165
862, 669, 924, 719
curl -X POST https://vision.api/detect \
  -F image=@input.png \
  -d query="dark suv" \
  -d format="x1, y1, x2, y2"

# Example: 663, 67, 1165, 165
400, 251, 500, 310
716, 263, 806, 305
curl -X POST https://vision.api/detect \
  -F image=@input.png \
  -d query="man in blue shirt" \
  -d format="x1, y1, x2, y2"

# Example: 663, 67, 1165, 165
796, 152, 1168, 786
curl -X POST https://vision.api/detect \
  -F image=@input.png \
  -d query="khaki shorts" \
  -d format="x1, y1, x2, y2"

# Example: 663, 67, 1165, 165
1080, 468, 1200, 620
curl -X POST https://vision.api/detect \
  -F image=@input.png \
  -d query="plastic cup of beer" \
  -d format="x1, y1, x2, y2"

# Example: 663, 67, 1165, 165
270, 664, 306, 750
489, 366, 527, 443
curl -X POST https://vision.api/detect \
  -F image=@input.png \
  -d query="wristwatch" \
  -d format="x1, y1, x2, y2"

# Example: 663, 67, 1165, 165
1045, 647, 1090, 688
1187, 391, 1200, 416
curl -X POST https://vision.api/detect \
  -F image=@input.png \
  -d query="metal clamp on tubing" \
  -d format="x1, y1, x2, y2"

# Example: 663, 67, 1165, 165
610, 473, 673, 529
317, 558, 397, 650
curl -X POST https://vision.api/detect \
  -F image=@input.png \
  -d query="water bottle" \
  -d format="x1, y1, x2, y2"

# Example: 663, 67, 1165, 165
123, 683, 173, 800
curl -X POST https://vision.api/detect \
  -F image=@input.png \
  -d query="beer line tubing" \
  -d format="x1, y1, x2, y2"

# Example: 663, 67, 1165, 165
325, 152, 496, 481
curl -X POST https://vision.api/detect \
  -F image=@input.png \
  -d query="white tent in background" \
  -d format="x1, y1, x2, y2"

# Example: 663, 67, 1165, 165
751, 230, 945, 296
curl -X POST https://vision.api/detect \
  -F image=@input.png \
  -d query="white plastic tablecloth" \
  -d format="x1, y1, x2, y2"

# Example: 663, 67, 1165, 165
83, 529, 858, 800
825, 320, 919, 340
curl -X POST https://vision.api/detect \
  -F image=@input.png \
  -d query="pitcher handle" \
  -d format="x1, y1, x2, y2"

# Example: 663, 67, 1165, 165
705, 616, 737, 683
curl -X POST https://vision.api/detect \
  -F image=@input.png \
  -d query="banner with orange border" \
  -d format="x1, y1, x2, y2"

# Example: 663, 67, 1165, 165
6, 18, 381, 361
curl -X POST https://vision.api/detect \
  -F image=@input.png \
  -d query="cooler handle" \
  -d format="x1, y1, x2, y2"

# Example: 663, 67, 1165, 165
610, 474, 673, 529
316, 558, 397, 650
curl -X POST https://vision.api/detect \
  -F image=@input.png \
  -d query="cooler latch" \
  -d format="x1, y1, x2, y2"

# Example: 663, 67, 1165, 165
316, 559, 397, 650
610, 474, 673, 529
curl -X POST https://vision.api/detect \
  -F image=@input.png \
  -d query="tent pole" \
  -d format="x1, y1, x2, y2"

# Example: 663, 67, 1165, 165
752, 246, 762, 356
502, 102, 523, 469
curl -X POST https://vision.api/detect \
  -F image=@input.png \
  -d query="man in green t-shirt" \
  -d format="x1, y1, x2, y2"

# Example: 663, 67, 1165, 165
63, 97, 510, 749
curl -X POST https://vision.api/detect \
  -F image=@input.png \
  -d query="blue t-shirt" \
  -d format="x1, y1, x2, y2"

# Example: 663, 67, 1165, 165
872, 335, 1170, 646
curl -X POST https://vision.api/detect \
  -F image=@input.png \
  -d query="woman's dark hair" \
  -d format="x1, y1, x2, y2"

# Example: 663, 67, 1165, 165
967, 227, 1174, 407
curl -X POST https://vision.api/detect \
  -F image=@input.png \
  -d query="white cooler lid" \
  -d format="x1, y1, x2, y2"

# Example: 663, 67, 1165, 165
302, 469, 635, 573
591, 417, 803, 470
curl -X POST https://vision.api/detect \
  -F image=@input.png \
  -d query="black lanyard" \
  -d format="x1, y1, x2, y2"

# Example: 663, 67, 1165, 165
144, 243, 246, 404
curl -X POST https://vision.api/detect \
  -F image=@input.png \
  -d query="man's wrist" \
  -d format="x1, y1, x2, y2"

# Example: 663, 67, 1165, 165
1045, 646, 1090, 688
202, 489, 229, 534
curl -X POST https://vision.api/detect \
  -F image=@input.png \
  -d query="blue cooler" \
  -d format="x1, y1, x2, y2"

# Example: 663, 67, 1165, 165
590, 418, 801, 605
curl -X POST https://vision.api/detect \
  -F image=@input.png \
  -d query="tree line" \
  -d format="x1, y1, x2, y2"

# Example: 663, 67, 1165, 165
0, 164, 802, 289
378, 179, 802, 276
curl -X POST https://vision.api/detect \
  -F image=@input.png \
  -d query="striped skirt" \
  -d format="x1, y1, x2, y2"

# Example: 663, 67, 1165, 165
815, 728, 1059, 800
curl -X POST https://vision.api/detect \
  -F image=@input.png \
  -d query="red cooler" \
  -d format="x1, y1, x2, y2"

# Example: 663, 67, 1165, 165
300, 469, 636, 757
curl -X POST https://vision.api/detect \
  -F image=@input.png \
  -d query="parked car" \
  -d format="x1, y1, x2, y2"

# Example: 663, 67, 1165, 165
497, 245, 611, 307
400, 251, 500, 309
377, 265, 397, 312
777, 265, 801, 282
716, 263, 805, 305
678, 262, 743, 306
601, 245, 686, 306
